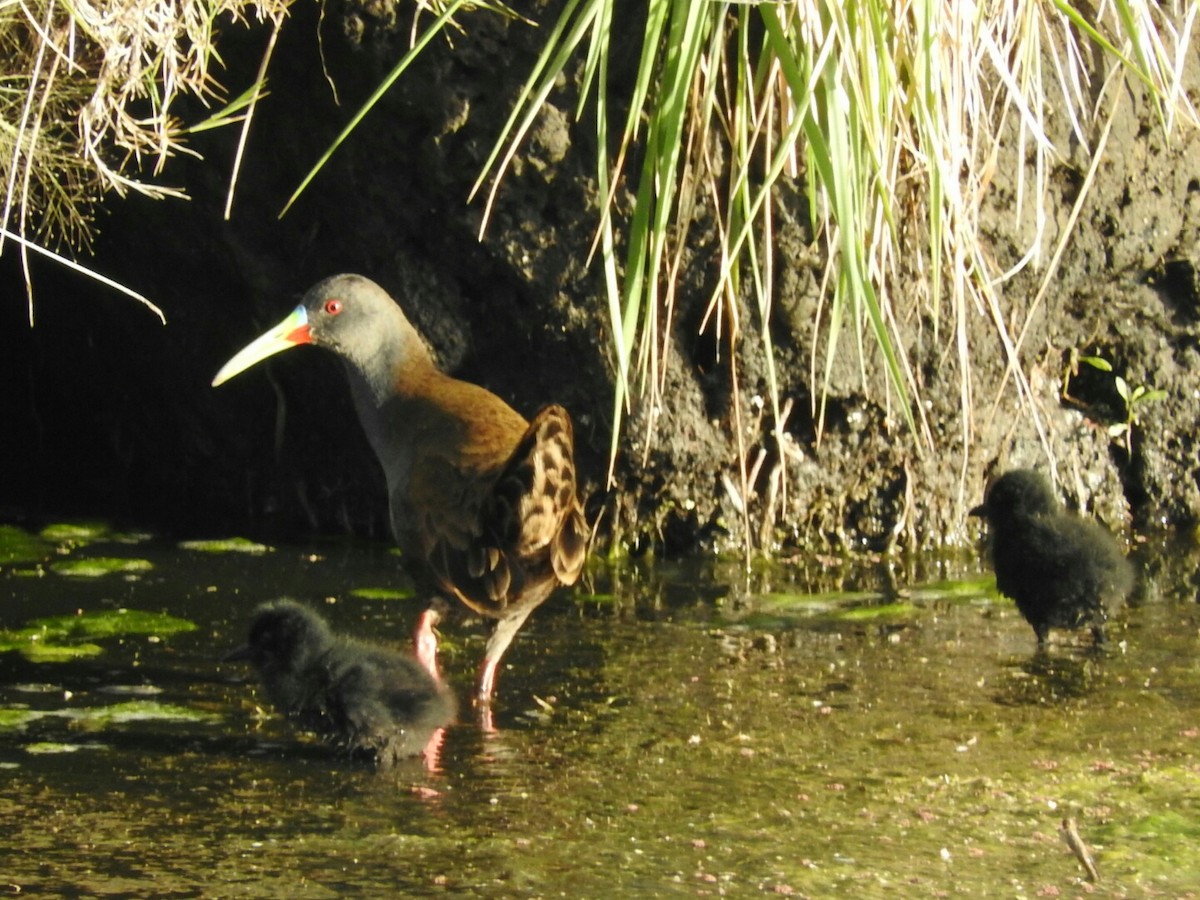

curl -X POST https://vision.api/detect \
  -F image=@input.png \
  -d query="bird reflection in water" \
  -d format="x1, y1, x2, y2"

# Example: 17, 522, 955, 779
992, 649, 1105, 706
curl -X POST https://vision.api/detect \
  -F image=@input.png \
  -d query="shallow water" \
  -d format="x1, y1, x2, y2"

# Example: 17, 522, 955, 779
1, 526, 1198, 897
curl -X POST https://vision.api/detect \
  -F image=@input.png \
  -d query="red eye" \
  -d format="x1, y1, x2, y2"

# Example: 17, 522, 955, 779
324, 298, 343, 316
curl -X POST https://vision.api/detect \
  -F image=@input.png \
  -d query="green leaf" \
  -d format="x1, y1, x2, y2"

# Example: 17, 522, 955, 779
1115, 375, 1131, 403
1079, 355, 1113, 372
184, 81, 268, 134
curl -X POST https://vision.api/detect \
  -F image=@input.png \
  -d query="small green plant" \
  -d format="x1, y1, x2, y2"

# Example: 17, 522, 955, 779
1072, 353, 1167, 452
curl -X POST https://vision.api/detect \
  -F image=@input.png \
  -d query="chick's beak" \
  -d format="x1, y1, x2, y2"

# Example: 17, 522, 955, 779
223, 644, 253, 663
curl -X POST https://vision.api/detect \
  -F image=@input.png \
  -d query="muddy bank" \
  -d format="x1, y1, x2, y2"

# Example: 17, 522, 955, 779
1, 2, 1197, 551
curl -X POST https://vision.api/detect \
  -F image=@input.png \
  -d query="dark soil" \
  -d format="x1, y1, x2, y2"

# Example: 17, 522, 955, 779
2, 1, 1198, 552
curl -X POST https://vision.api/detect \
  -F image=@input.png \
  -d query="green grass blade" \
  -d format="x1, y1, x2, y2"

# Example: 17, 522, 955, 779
279, 0, 470, 218
184, 82, 266, 134
470, 0, 596, 217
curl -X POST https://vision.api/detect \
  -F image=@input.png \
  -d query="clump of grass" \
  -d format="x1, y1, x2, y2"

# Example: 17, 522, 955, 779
466, 0, 1196, 548
0, 0, 291, 320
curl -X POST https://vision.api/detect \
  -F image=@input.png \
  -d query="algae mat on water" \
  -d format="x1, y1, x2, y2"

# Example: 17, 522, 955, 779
0, 608, 198, 661
0, 525, 52, 566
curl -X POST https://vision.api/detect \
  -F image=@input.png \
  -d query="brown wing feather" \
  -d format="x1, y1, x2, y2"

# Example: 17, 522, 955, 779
423, 404, 587, 617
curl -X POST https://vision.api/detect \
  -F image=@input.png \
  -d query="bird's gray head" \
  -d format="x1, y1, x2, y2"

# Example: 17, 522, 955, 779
300, 275, 428, 374
211, 273, 430, 392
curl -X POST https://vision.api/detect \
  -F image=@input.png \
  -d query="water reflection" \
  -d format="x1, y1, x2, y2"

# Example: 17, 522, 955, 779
992, 650, 1105, 706
0, 525, 1198, 894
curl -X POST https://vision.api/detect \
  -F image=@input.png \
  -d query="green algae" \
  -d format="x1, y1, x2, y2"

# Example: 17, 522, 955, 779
65, 700, 220, 727
904, 575, 998, 601
24, 609, 198, 641
50, 557, 154, 577
16, 642, 106, 662
178, 537, 273, 554
1, 702, 217, 733
39, 521, 111, 544
835, 600, 918, 620
349, 586, 414, 601
0, 708, 52, 730
575, 591, 618, 605
0, 525, 52, 566
23, 742, 108, 755
0, 609, 198, 661
0, 532, 1196, 896
758, 589, 883, 610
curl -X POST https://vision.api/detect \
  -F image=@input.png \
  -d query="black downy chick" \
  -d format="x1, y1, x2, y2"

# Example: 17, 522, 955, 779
226, 600, 456, 766
970, 469, 1134, 646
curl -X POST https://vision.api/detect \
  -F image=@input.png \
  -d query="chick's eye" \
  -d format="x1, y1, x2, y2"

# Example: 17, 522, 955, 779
324, 298, 343, 316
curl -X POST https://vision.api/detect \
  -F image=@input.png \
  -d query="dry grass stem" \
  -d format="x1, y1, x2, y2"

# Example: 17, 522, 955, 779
2, 0, 291, 316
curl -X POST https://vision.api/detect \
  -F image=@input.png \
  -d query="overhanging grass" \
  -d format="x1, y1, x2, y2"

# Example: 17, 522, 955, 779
0, 0, 292, 321
466, 0, 1195, 547
5, 0, 1198, 549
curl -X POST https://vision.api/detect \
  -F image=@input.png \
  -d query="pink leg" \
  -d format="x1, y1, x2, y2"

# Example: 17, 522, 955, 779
414, 608, 452, 770
476, 606, 537, 708
413, 608, 442, 683
477, 656, 501, 706
476, 657, 503, 735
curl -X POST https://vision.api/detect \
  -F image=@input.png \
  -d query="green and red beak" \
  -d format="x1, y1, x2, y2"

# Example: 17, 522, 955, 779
211, 305, 313, 387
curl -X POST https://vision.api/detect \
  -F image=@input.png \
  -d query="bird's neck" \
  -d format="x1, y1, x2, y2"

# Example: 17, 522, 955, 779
338, 327, 449, 507
337, 305, 435, 405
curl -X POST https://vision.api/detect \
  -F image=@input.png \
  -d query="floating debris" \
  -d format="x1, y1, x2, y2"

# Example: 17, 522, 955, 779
1061, 817, 1100, 883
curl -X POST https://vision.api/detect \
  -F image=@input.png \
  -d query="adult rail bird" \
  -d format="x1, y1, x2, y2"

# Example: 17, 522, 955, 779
970, 468, 1134, 646
213, 274, 588, 706
225, 600, 457, 766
